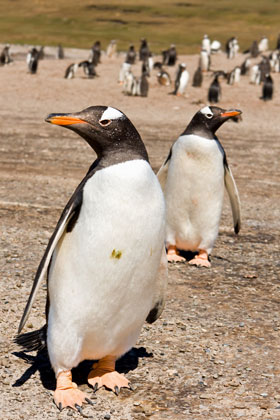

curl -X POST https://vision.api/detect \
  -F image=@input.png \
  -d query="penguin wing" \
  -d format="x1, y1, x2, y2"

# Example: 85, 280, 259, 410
224, 161, 241, 234
18, 182, 84, 334
146, 247, 167, 324
157, 148, 172, 191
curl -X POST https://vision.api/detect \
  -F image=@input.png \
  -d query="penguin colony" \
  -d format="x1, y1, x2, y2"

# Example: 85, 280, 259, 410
8, 32, 278, 412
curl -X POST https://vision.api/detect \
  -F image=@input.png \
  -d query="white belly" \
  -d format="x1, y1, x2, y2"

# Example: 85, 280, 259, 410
47, 160, 165, 373
164, 134, 224, 253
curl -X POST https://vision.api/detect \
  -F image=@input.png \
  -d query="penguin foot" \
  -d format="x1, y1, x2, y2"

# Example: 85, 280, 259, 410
88, 355, 130, 394
167, 245, 186, 263
54, 370, 90, 411
189, 250, 211, 268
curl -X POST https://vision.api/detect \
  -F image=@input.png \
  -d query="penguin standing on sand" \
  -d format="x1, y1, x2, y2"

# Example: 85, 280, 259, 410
27, 48, 39, 74
157, 106, 241, 266
0, 44, 12, 65
192, 66, 203, 87
139, 39, 149, 62
208, 73, 221, 103
200, 49, 210, 71
16, 106, 166, 412
172, 63, 189, 96
157, 69, 171, 86
64, 63, 78, 79
261, 73, 273, 101
78, 60, 97, 78
125, 45, 136, 64
57, 44, 64, 59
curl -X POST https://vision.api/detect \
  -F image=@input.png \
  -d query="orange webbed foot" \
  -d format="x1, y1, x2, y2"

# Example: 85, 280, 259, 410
189, 250, 211, 268
54, 370, 93, 412
88, 356, 131, 394
167, 245, 186, 263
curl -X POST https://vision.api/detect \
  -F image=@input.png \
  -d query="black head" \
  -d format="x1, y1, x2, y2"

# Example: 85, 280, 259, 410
45, 106, 148, 163
183, 106, 242, 139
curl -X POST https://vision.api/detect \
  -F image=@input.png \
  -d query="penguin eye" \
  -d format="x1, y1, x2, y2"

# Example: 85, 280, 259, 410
99, 119, 112, 127
205, 113, 213, 119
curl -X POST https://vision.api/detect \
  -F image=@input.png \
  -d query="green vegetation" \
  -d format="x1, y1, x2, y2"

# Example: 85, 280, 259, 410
0, 0, 279, 53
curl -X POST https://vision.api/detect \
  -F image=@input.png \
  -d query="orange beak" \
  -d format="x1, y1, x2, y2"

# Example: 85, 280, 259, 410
221, 110, 242, 118
45, 114, 87, 126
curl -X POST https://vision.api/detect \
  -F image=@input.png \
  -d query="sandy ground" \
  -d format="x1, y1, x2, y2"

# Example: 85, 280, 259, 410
0, 44, 280, 419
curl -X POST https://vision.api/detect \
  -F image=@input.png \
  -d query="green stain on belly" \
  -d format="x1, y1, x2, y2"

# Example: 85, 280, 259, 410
111, 249, 122, 259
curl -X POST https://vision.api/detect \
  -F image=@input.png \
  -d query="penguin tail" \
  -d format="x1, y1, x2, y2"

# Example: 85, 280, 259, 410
14, 325, 47, 352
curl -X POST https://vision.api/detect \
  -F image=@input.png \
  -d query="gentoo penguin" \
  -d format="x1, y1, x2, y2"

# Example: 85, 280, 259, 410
258, 36, 269, 53
106, 40, 117, 58
250, 40, 259, 58
138, 70, 149, 97
64, 63, 78, 79
118, 61, 131, 84
227, 66, 241, 85
202, 34, 211, 55
192, 66, 203, 87
27, 48, 39, 74
240, 57, 251, 75
261, 73, 273, 101
157, 69, 171, 86
157, 106, 241, 266
226, 37, 239, 59
259, 55, 271, 82
210, 40, 221, 54
57, 44, 64, 59
125, 45, 136, 65
208, 74, 221, 103
166, 44, 177, 66
123, 69, 136, 95
78, 60, 96, 78
0, 44, 12, 65
89, 41, 101, 66
16, 106, 166, 411
172, 63, 189, 96
200, 49, 210, 72
139, 38, 149, 62
250, 64, 261, 84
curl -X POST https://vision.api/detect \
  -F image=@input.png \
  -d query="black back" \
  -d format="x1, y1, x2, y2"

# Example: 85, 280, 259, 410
192, 66, 203, 87
262, 74, 273, 101
208, 75, 220, 103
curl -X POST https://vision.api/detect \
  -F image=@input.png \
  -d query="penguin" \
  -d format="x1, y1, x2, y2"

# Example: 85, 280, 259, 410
38, 46, 45, 60
250, 40, 259, 58
208, 74, 221, 103
250, 64, 261, 84
125, 45, 136, 65
192, 66, 203, 87
64, 63, 78, 79
57, 44, 64, 59
123, 69, 136, 95
0, 44, 12, 65
202, 34, 211, 55
200, 49, 210, 72
157, 69, 171, 86
118, 61, 131, 84
106, 40, 117, 58
78, 60, 97, 78
166, 44, 177, 66
157, 106, 241, 266
227, 66, 241, 85
15, 105, 167, 412
226, 37, 239, 59
139, 38, 149, 62
89, 41, 101, 66
27, 48, 39, 74
259, 56, 271, 82
261, 73, 273, 101
138, 71, 149, 97
210, 40, 221, 54
240, 57, 251, 75
258, 36, 269, 53
172, 63, 189, 96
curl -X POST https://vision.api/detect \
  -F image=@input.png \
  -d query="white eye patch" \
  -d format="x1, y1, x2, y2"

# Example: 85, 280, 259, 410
200, 106, 213, 117
100, 107, 124, 121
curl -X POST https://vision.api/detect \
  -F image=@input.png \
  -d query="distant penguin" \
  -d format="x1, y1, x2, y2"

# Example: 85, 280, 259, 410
227, 66, 241, 85
106, 40, 117, 58
27, 48, 39, 74
57, 44, 64, 59
210, 40, 221, 54
139, 39, 150, 62
0, 44, 12, 65
90, 41, 101, 66
78, 60, 96, 78
261, 74, 273, 101
119, 62, 131, 84
240, 57, 251, 75
64, 63, 78, 79
162, 49, 169, 65
139, 71, 149, 97
270, 50, 280, 72
208, 74, 221, 103
172, 63, 189, 96
125, 45, 136, 64
202, 34, 211, 55
157, 69, 171, 86
200, 49, 210, 71
250, 41, 259, 58
157, 106, 241, 266
250, 64, 261, 84
226, 37, 239, 59
38, 46, 44, 60
259, 56, 271, 82
192, 66, 203, 87
258, 36, 269, 53
166, 44, 177, 66
123, 70, 136, 95
15, 105, 166, 411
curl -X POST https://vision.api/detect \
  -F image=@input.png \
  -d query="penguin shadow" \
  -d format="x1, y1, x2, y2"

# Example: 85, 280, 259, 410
12, 346, 152, 391
177, 250, 199, 262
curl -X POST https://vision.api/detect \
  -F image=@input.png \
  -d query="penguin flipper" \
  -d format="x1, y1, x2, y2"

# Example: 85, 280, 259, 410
224, 163, 241, 234
146, 247, 167, 324
18, 189, 83, 334
157, 148, 172, 191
